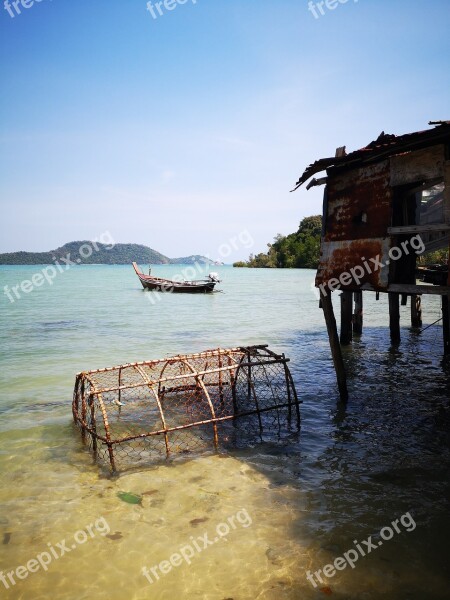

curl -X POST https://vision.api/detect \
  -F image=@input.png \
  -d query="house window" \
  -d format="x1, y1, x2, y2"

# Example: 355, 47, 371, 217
390, 180, 448, 283
417, 182, 444, 225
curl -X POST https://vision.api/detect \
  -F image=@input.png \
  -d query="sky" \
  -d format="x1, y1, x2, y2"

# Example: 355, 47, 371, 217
0, 0, 449, 261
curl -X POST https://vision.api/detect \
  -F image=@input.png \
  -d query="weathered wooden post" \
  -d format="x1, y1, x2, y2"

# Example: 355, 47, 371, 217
411, 294, 422, 328
442, 295, 450, 355
320, 289, 348, 402
389, 293, 401, 344
353, 291, 363, 335
340, 291, 353, 345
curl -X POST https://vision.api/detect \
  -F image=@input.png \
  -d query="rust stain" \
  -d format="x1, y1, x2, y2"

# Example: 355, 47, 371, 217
316, 239, 390, 290
325, 160, 392, 242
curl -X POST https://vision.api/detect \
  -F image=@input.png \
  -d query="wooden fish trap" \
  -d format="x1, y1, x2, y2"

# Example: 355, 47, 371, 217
72, 345, 300, 471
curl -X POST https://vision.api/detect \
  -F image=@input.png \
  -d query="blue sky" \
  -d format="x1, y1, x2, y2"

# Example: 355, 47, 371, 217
0, 0, 449, 260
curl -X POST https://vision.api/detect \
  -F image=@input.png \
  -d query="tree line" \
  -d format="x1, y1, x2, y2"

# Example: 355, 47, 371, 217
233, 215, 322, 269
233, 213, 448, 269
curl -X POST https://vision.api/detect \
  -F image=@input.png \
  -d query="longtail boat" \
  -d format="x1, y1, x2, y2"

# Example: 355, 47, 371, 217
132, 262, 220, 293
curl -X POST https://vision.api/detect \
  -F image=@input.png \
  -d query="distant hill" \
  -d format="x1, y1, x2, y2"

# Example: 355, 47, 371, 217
170, 254, 222, 265
0, 241, 219, 266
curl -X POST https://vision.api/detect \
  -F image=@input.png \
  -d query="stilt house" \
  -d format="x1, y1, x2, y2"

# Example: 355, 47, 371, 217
293, 121, 450, 400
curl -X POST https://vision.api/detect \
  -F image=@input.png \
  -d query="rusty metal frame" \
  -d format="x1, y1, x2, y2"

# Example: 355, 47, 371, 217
72, 346, 300, 471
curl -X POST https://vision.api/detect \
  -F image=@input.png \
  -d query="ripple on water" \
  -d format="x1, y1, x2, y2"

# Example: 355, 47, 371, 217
0, 267, 449, 599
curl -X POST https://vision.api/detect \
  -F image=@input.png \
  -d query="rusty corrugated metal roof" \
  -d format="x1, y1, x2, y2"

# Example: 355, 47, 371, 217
292, 122, 450, 192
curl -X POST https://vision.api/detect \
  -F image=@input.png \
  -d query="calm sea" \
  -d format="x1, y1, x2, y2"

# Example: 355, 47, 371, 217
0, 264, 449, 599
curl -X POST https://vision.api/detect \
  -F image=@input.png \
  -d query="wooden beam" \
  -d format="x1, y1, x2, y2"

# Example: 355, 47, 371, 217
387, 224, 450, 235
389, 293, 401, 344
320, 290, 348, 402
306, 177, 327, 190
444, 159, 450, 285
411, 295, 422, 328
448, 246, 450, 287
389, 284, 450, 296
443, 295, 450, 355
444, 159, 450, 225
340, 291, 353, 345
390, 144, 445, 186
423, 233, 450, 253
360, 283, 450, 296
353, 291, 363, 335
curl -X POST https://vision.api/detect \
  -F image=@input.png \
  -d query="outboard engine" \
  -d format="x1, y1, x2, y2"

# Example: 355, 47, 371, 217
208, 272, 220, 282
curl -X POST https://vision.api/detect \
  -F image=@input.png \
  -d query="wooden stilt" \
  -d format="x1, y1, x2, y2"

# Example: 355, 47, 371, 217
401, 294, 408, 306
389, 293, 401, 344
340, 291, 353, 345
411, 294, 422, 328
353, 291, 363, 335
320, 290, 348, 402
442, 295, 450, 355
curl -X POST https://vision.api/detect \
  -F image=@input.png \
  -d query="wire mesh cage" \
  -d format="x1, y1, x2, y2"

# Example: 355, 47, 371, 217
72, 345, 300, 471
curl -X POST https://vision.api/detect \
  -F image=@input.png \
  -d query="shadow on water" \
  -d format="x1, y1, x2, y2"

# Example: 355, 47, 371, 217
51, 323, 450, 598
161, 321, 450, 599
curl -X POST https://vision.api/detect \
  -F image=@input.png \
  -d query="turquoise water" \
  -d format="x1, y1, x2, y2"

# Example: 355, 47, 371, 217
0, 264, 449, 599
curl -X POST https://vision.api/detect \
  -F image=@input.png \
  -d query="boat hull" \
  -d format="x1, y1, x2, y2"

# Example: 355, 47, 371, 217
132, 262, 218, 293
138, 276, 216, 293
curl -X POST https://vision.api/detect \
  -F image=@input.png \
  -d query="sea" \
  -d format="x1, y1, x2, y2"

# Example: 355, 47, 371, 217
0, 264, 449, 600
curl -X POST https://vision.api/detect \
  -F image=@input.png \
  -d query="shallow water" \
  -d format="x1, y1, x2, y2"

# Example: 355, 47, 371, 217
0, 265, 449, 599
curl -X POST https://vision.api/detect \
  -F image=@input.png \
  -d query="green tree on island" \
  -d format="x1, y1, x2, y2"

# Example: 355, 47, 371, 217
234, 215, 322, 269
